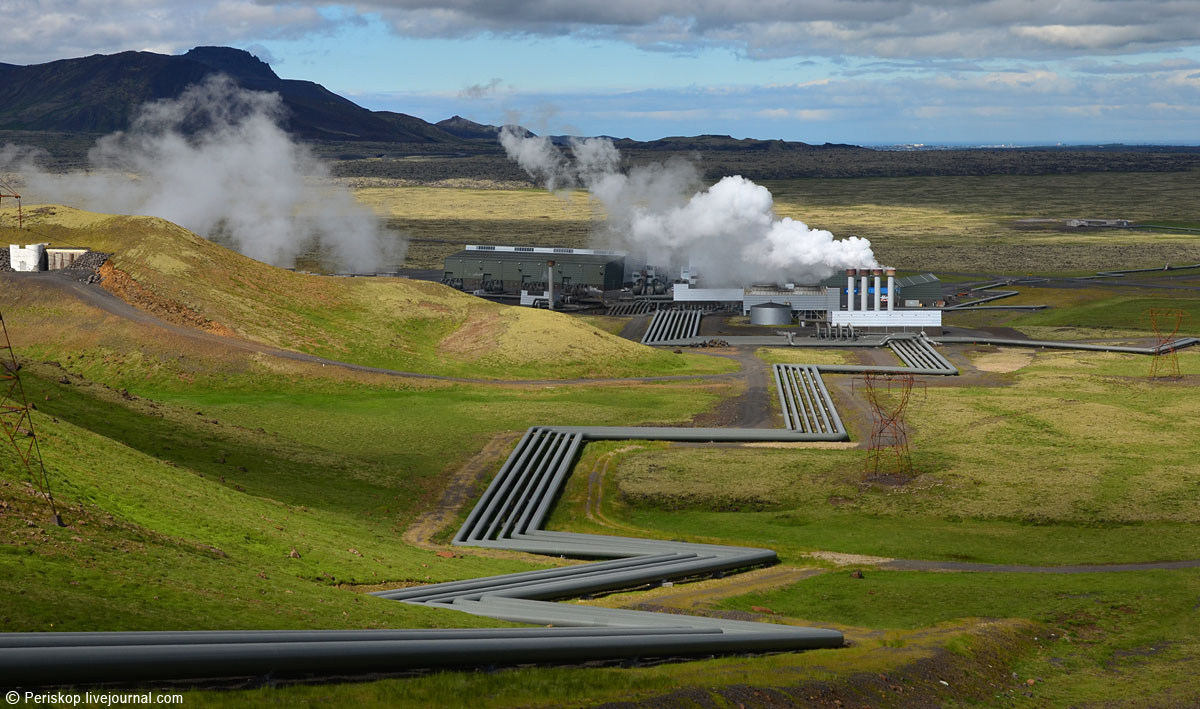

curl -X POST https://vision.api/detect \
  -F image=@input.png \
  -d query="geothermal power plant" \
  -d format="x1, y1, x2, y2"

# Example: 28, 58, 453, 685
441, 244, 944, 336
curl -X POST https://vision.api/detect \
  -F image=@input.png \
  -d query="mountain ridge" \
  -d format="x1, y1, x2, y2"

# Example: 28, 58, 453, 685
0, 47, 862, 151
0, 47, 464, 143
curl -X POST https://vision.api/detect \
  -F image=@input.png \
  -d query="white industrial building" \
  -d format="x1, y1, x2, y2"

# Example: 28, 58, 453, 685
8, 243, 47, 272
832, 268, 941, 330
671, 267, 941, 332
674, 283, 841, 315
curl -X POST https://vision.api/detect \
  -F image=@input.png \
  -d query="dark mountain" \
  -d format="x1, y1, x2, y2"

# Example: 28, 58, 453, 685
0, 47, 463, 143
0, 46, 864, 152
436, 115, 534, 140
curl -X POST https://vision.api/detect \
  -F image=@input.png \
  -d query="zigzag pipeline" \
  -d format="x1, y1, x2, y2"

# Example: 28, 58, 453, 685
0, 334, 963, 684
374, 334, 961, 658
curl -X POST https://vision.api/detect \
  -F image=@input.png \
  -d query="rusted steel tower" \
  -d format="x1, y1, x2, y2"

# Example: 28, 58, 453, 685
0, 310, 62, 525
1149, 308, 1187, 379
0, 178, 22, 229
856, 372, 922, 482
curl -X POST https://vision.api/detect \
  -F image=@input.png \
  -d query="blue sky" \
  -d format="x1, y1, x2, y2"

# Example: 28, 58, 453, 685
6, 1, 1200, 144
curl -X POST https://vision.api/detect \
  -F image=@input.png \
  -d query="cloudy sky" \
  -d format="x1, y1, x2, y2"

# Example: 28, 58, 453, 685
5, 1, 1200, 144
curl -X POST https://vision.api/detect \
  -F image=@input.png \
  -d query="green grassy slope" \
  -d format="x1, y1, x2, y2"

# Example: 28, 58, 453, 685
596, 348, 1200, 565
720, 569, 1200, 707
0, 204, 731, 379
0, 275, 728, 633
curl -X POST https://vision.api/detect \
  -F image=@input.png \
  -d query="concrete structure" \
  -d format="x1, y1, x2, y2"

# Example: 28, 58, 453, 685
8, 243, 46, 272
444, 245, 625, 291
46, 247, 89, 270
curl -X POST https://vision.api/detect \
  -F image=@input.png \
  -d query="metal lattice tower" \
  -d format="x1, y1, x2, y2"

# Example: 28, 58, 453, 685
1149, 308, 1187, 379
856, 373, 922, 482
0, 311, 62, 526
0, 178, 22, 229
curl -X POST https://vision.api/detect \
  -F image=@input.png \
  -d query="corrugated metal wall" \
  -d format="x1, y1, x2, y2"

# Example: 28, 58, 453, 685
444, 253, 624, 290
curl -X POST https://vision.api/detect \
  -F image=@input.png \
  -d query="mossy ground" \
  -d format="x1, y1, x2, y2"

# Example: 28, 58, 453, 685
350, 171, 1200, 274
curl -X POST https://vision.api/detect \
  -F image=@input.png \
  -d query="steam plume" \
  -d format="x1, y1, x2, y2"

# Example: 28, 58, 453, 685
1, 75, 403, 273
499, 127, 877, 286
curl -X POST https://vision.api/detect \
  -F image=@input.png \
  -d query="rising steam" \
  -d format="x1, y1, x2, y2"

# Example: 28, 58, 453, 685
1, 75, 402, 273
499, 127, 877, 286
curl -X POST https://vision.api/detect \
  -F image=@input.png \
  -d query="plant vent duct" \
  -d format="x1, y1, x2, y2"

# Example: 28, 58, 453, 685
641, 308, 703, 344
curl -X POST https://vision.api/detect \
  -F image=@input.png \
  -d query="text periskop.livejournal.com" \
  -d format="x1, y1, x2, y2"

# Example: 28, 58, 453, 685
6, 691, 184, 706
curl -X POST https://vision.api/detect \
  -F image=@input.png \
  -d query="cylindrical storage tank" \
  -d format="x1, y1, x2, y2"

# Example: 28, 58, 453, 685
749, 302, 794, 326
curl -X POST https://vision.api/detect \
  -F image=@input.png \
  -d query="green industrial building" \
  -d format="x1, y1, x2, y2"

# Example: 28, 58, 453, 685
443, 245, 626, 291
815, 271, 942, 307
892, 273, 943, 306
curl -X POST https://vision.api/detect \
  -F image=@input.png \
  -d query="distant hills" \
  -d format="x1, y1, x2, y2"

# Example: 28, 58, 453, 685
0, 47, 859, 151
0, 47, 462, 142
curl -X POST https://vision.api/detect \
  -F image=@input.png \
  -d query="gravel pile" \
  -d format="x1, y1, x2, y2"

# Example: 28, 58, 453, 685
65, 250, 109, 271
65, 251, 110, 283
0, 248, 9, 272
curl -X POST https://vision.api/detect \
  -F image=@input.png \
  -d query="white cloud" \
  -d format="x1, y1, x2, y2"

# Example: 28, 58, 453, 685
4, 1, 1200, 66
1, 0, 333, 64
933, 70, 1076, 93
1010, 24, 1166, 51
755, 108, 834, 121
326, 0, 1200, 60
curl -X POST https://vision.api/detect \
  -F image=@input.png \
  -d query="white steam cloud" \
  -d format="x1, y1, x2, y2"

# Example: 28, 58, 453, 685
1, 75, 403, 273
499, 127, 877, 286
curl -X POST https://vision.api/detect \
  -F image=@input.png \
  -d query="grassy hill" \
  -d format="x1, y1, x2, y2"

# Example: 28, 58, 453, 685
0, 261, 729, 637
0, 205, 729, 379
0, 205, 731, 639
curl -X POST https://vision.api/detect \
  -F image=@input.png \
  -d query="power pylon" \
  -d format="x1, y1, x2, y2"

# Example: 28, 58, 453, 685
0, 310, 62, 526
1148, 308, 1187, 379
0, 178, 22, 229
856, 373, 924, 483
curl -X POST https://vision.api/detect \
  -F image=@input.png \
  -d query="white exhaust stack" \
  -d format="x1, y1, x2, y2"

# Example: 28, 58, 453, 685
873, 269, 882, 312
846, 269, 856, 311
887, 268, 895, 311
860, 272, 869, 311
